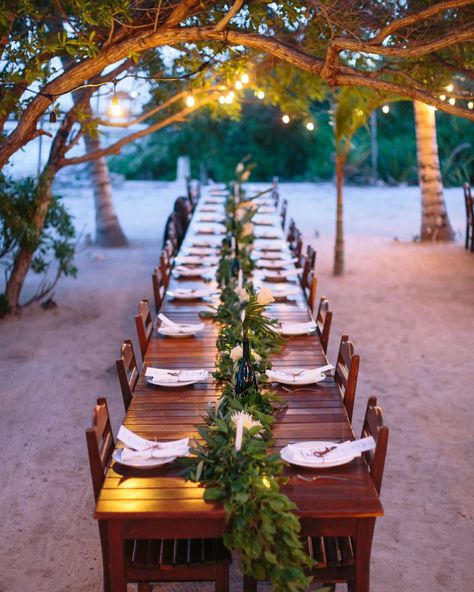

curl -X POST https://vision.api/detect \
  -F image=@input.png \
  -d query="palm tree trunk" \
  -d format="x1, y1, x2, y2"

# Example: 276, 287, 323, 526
333, 151, 345, 276
414, 100, 454, 241
83, 134, 127, 247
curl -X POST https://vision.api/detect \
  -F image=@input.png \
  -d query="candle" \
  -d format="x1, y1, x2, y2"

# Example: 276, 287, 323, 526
237, 269, 243, 289
235, 415, 244, 452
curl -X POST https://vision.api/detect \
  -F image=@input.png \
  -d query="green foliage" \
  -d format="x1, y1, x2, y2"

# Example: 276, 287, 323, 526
0, 174, 77, 310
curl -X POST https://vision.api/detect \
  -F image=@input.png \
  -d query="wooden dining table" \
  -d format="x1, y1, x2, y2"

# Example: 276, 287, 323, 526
95, 188, 383, 592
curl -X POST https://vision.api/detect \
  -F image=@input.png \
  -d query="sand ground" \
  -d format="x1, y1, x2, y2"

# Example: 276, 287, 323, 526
0, 180, 473, 592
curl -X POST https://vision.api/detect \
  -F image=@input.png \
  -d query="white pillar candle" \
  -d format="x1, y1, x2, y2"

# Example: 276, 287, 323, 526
235, 415, 244, 452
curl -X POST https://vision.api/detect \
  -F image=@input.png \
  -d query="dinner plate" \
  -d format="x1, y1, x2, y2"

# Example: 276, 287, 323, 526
168, 290, 218, 300
266, 369, 327, 385
157, 324, 204, 337
112, 448, 177, 468
278, 323, 317, 335
280, 441, 357, 468
146, 377, 201, 387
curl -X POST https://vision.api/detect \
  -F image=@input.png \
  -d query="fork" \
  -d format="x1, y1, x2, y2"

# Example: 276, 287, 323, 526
296, 474, 348, 482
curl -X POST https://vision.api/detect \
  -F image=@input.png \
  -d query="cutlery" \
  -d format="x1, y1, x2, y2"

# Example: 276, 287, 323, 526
296, 474, 348, 482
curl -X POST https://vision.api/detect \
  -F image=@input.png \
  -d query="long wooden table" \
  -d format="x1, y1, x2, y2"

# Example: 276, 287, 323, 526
95, 188, 383, 592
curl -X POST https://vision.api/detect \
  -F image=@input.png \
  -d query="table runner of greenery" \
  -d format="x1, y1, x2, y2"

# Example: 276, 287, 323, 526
183, 178, 318, 592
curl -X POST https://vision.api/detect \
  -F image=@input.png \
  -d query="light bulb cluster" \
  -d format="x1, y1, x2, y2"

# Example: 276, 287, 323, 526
439, 83, 473, 110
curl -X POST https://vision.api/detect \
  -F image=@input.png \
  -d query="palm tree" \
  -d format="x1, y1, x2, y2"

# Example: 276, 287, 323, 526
413, 100, 454, 241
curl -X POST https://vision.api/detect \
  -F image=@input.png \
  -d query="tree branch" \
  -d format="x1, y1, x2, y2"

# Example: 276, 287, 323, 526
60, 97, 212, 167
214, 0, 245, 32
372, 0, 474, 43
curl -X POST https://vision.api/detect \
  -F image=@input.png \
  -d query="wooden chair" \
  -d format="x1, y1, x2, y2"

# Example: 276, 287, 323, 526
174, 196, 192, 231
286, 218, 297, 243
115, 339, 139, 412
152, 266, 165, 313
464, 183, 473, 252
316, 297, 333, 354
86, 398, 231, 592
280, 198, 288, 229
134, 299, 154, 360
334, 335, 360, 422
160, 242, 174, 289
300, 259, 318, 313
243, 396, 389, 592
304, 396, 389, 588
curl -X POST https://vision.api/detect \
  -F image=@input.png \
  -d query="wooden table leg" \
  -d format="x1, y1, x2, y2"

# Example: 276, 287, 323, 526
107, 520, 126, 592
353, 518, 376, 592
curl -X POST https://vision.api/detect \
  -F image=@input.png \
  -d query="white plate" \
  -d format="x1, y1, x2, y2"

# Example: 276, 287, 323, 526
280, 441, 356, 468
146, 377, 201, 387
168, 290, 218, 300
157, 324, 204, 337
113, 448, 177, 468
266, 369, 327, 385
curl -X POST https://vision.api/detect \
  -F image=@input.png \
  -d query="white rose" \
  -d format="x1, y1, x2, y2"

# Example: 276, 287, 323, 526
230, 344, 243, 362
231, 411, 262, 432
256, 287, 274, 306
236, 162, 244, 174
252, 351, 261, 362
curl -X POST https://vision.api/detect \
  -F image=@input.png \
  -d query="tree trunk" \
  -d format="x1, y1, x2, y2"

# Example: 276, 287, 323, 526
4, 169, 56, 313
83, 134, 128, 247
413, 100, 454, 241
333, 152, 345, 276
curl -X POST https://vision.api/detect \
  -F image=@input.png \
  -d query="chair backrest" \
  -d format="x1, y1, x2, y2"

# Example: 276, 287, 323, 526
85, 397, 115, 502
134, 299, 154, 360
361, 396, 389, 495
316, 297, 332, 354
306, 244, 317, 269
152, 266, 165, 313
160, 245, 174, 288
287, 218, 296, 243
464, 183, 473, 219
115, 339, 139, 411
334, 335, 360, 422
174, 196, 192, 230
280, 198, 288, 229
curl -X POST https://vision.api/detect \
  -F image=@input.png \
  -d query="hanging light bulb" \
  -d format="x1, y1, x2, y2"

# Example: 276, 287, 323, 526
468, 101, 474, 110
241, 73, 249, 84
446, 84, 454, 92
225, 91, 234, 104
282, 114, 290, 124
185, 95, 195, 107
218, 95, 226, 105
235, 80, 243, 90
439, 95, 446, 101
256, 90, 265, 100
382, 104, 390, 114
109, 93, 123, 118
449, 97, 456, 105
306, 121, 315, 131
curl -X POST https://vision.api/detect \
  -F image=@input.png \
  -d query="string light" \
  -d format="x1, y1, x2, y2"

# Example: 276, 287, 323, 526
235, 80, 243, 90
355, 108, 364, 117
446, 84, 454, 92
225, 91, 234, 104
218, 95, 226, 105
439, 95, 446, 101
382, 104, 390, 114
449, 97, 456, 105
468, 101, 474, 110
256, 90, 265, 100
109, 94, 123, 118
241, 73, 249, 84
282, 114, 290, 124
185, 95, 195, 108
306, 122, 315, 131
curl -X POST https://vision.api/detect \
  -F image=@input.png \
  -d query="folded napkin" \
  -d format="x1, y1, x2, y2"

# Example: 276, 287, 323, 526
176, 255, 219, 265
196, 224, 226, 235
145, 367, 208, 383
256, 258, 296, 269
197, 215, 225, 223
170, 288, 218, 299
263, 267, 302, 278
157, 314, 204, 335
286, 437, 375, 463
117, 426, 189, 461
278, 320, 317, 333
251, 251, 292, 261
185, 247, 218, 255
266, 364, 333, 383
174, 265, 216, 277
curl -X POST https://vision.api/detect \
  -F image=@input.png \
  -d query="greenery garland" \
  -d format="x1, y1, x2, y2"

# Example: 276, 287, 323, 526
184, 173, 315, 592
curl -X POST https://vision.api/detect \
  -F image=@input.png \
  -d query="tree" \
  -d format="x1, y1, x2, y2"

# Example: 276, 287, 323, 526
414, 100, 455, 240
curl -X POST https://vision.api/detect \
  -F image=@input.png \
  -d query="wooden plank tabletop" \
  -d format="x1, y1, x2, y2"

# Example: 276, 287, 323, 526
96, 189, 383, 524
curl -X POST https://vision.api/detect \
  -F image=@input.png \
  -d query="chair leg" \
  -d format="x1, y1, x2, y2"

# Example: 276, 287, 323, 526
243, 575, 258, 592
215, 564, 230, 592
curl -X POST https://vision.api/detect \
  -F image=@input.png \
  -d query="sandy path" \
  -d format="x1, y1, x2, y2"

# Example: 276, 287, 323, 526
0, 181, 473, 591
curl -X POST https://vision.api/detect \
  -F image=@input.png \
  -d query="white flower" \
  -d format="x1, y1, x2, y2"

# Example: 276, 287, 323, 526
241, 170, 251, 182
242, 222, 254, 237
252, 351, 262, 362
236, 162, 244, 174
256, 287, 274, 306
230, 344, 243, 362
231, 411, 262, 432
236, 287, 248, 303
